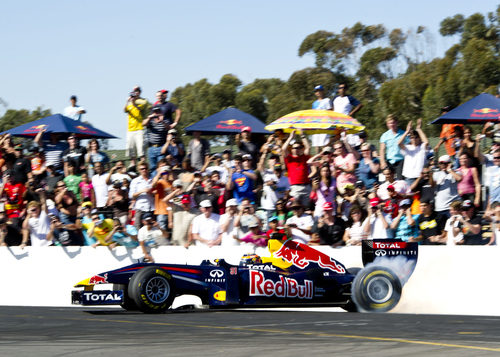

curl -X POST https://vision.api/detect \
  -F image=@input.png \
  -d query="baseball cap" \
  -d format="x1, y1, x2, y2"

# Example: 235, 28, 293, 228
438, 155, 451, 163
242, 153, 252, 160
462, 200, 473, 209
387, 184, 395, 191
226, 198, 238, 207
200, 200, 212, 208
159, 89, 168, 93
181, 195, 191, 204
152, 105, 162, 112
249, 221, 260, 228
142, 212, 154, 221
322, 146, 333, 153
323, 202, 334, 211
241, 126, 252, 133
82, 202, 93, 208
343, 183, 355, 191
369, 197, 381, 207
314, 85, 324, 91
173, 179, 183, 188
268, 216, 279, 222
168, 128, 177, 135
399, 199, 412, 207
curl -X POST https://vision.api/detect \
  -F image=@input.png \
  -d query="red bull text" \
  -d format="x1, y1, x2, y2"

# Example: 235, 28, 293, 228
249, 271, 313, 299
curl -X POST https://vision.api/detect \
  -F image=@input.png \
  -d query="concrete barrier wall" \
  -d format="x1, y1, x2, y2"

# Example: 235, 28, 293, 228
1, 245, 499, 315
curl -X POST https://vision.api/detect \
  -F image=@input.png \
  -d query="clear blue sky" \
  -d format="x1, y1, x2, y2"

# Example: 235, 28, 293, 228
1, 0, 498, 149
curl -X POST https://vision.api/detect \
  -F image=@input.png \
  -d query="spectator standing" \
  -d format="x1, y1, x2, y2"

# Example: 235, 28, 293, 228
314, 202, 344, 247
432, 155, 461, 217
458, 200, 483, 245
434, 106, 463, 158
138, 213, 169, 262
333, 141, 357, 194
124, 86, 148, 161
62, 135, 87, 176
47, 213, 84, 246
21, 189, 50, 248
219, 198, 239, 246
165, 191, 197, 247
311, 85, 333, 148
456, 153, 481, 207
390, 199, 419, 242
129, 162, 154, 229
188, 131, 210, 171
91, 162, 110, 210
34, 129, 67, 174
379, 114, 408, 180
311, 163, 336, 219
106, 180, 129, 226
443, 201, 464, 245
63, 162, 82, 201
362, 197, 393, 239
143, 105, 169, 171
151, 164, 171, 230
79, 172, 95, 206
12, 144, 32, 184
83, 209, 114, 247
103, 218, 138, 248
397, 119, 429, 184
227, 154, 257, 204
377, 166, 411, 201
342, 205, 366, 246
190, 200, 221, 247
0, 170, 26, 228
285, 200, 314, 244
332, 83, 363, 148
161, 129, 185, 168
282, 130, 311, 205
63, 95, 86, 121
356, 142, 380, 190
154, 89, 181, 130
236, 127, 259, 159
85, 139, 109, 177
416, 200, 446, 245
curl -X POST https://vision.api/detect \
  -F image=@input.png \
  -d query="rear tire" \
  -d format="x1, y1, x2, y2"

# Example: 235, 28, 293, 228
128, 266, 175, 313
352, 266, 401, 312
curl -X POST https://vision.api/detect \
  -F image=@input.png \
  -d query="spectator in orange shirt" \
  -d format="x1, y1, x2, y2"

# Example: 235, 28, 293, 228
435, 106, 464, 158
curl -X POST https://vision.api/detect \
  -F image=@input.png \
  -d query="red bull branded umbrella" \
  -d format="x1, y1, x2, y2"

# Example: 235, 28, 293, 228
265, 109, 365, 134
184, 107, 270, 135
0, 114, 117, 139
431, 93, 500, 124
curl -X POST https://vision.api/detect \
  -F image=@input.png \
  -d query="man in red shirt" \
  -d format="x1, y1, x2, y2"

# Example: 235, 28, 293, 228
282, 130, 311, 205
0, 170, 26, 227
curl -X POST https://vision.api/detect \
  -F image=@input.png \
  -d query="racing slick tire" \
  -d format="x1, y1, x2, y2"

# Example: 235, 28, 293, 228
113, 284, 138, 311
351, 266, 402, 312
128, 266, 176, 313
342, 267, 362, 312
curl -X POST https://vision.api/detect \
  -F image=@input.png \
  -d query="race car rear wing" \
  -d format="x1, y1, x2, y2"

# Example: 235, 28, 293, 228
361, 239, 418, 282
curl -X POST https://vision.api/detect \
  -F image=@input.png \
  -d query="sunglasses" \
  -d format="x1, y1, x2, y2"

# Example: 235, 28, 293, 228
292, 147, 302, 150
139, 167, 148, 171
494, 157, 500, 160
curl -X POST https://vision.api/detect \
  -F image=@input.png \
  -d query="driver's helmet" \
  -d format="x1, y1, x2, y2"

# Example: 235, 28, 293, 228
240, 254, 262, 265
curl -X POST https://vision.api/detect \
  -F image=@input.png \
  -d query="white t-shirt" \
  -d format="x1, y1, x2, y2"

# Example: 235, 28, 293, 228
286, 214, 314, 244
63, 105, 85, 121
28, 211, 51, 247
345, 221, 364, 245
363, 213, 393, 239
92, 173, 110, 208
444, 216, 464, 245
219, 213, 239, 246
138, 226, 168, 248
311, 98, 333, 147
191, 213, 221, 246
333, 96, 353, 115
401, 143, 427, 179
260, 183, 278, 210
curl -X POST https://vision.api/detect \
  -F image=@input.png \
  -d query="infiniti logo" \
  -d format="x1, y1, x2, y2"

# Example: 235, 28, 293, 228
375, 250, 387, 257
209, 270, 224, 278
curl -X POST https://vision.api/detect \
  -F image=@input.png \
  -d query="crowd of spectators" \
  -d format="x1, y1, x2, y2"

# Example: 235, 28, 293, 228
0, 86, 498, 262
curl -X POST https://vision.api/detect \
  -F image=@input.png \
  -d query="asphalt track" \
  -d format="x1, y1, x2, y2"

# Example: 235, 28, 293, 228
1, 306, 500, 356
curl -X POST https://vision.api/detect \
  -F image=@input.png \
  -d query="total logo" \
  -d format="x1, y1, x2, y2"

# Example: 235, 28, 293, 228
82, 292, 122, 302
205, 269, 225, 283
249, 271, 313, 299
247, 264, 276, 271
373, 242, 406, 249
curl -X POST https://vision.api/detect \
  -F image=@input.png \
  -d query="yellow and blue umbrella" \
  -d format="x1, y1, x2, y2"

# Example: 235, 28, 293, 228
265, 110, 365, 134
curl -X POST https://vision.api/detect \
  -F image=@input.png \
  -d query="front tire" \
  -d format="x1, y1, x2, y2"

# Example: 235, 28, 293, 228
352, 266, 401, 312
128, 266, 175, 313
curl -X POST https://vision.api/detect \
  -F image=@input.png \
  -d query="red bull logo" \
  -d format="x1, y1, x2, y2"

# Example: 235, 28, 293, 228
76, 125, 88, 130
473, 108, 498, 114
23, 124, 47, 133
274, 241, 345, 273
219, 119, 243, 125
75, 125, 97, 134
471, 108, 500, 119
88, 273, 108, 285
249, 270, 313, 299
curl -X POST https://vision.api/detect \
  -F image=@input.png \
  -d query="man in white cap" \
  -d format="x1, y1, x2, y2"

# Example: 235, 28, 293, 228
219, 198, 239, 246
433, 154, 461, 217
190, 199, 221, 247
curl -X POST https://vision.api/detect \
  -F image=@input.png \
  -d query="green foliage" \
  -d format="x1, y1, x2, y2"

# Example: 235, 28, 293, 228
0, 107, 51, 132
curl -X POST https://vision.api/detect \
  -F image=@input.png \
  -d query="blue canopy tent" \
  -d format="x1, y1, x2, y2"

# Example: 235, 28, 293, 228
0, 114, 117, 139
432, 93, 500, 124
184, 108, 271, 135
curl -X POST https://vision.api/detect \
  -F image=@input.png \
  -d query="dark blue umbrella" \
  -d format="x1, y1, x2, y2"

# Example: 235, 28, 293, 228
432, 93, 500, 124
184, 107, 271, 135
0, 114, 117, 139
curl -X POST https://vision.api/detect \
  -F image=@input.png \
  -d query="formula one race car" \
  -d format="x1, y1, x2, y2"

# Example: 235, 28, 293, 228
72, 239, 418, 313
